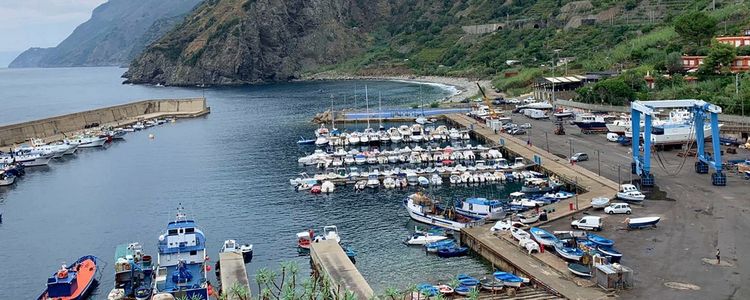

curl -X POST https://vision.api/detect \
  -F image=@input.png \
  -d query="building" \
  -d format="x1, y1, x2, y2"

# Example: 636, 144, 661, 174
682, 31, 750, 72
533, 74, 602, 101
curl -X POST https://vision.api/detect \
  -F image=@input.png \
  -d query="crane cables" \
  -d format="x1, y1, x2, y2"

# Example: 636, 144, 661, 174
652, 120, 696, 176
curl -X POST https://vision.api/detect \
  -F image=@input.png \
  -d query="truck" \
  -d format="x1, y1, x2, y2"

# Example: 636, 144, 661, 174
523, 109, 549, 120
571, 216, 603, 231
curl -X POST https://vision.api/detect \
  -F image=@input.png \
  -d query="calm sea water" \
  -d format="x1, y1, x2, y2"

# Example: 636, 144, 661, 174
0, 67, 517, 298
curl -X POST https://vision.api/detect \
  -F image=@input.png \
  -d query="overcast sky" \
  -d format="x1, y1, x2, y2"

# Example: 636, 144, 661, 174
0, 0, 106, 52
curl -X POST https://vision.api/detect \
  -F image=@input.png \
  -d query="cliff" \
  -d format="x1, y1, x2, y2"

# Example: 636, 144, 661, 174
123, 0, 387, 85
9, 0, 202, 68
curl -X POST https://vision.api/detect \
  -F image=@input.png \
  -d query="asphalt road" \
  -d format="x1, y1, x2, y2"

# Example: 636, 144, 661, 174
507, 113, 750, 300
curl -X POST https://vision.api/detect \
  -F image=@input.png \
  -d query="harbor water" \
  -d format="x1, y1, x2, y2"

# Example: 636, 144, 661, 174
0, 67, 520, 297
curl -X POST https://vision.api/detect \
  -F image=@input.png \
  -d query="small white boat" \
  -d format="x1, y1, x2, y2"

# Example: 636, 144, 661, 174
404, 231, 448, 245
66, 134, 106, 148
314, 136, 329, 146
314, 225, 342, 243
406, 172, 419, 186
627, 216, 661, 229
0, 172, 16, 186
449, 175, 461, 185
430, 174, 443, 185
417, 176, 430, 186
517, 212, 540, 224
321, 181, 335, 193
366, 173, 380, 188
617, 184, 646, 202
220, 239, 253, 263
383, 176, 396, 189
510, 227, 531, 241
591, 197, 610, 208
354, 180, 367, 190
519, 237, 540, 253
0, 151, 53, 167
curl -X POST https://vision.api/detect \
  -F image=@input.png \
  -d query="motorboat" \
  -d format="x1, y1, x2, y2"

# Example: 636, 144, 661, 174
406, 171, 419, 186
553, 109, 574, 119
587, 233, 614, 247
289, 173, 318, 186
617, 184, 645, 202
321, 181, 335, 193
108, 242, 154, 300
543, 191, 574, 200
454, 197, 505, 220
529, 227, 558, 247
521, 177, 563, 193
366, 172, 380, 188
388, 128, 402, 143
383, 176, 396, 189
425, 240, 456, 253
430, 174, 443, 186
417, 176, 430, 186
490, 219, 525, 232
66, 134, 107, 148
314, 136, 329, 146
572, 114, 609, 132
591, 197, 610, 209
39, 256, 99, 300
348, 132, 361, 145
154, 207, 209, 299
220, 239, 253, 263
354, 154, 366, 165
404, 193, 473, 231
404, 231, 448, 246
449, 174, 461, 185
314, 225, 342, 243
297, 231, 313, 251
0, 150, 53, 167
0, 171, 16, 186
410, 124, 424, 142
15, 139, 72, 158
627, 216, 660, 229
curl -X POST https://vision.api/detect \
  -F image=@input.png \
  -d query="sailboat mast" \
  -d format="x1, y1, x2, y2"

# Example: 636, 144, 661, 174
365, 85, 370, 129
419, 85, 424, 117
330, 94, 335, 130
353, 87, 357, 128
378, 92, 383, 129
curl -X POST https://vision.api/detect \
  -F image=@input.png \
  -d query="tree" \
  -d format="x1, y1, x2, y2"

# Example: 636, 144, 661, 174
665, 52, 684, 74
591, 78, 636, 106
674, 12, 718, 47
699, 42, 736, 74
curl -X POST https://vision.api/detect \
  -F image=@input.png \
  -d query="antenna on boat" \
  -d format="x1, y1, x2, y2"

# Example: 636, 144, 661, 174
365, 85, 370, 129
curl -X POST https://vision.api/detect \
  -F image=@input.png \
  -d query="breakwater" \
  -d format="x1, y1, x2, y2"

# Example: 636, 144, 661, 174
0, 97, 209, 147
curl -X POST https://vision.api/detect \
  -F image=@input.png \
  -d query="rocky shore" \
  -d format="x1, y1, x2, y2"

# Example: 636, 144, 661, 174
303, 72, 499, 103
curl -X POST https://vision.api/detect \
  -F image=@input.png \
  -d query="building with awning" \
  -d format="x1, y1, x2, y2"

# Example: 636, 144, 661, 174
533, 74, 602, 101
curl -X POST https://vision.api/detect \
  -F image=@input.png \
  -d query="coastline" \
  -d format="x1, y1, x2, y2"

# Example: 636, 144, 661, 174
303, 72, 498, 103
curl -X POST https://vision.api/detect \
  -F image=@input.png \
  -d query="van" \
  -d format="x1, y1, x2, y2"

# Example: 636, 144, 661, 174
571, 216, 602, 231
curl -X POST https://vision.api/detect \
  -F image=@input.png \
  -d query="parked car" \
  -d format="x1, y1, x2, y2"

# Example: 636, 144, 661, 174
570, 152, 588, 162
520, 123, 532, 129
510, 128, 526, 135
571, 216, 602, 231
604, 203, 632, 215
606, 132, 620, 142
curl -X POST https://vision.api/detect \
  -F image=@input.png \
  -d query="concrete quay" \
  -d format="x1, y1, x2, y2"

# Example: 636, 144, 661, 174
0, 97, 210, 148
310, 240, 374, 299
218, 252, 251, 300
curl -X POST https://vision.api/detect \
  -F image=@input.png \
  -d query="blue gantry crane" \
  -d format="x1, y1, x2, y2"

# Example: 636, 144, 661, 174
630, 100, 726, 186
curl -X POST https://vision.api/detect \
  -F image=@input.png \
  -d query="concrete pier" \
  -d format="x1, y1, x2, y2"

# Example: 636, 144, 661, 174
0, 97, 210, 148
218, 252, 251, 300
310, 240, 373, 299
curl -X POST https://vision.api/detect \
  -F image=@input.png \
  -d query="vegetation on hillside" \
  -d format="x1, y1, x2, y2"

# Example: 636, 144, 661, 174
326, 0, 750, 114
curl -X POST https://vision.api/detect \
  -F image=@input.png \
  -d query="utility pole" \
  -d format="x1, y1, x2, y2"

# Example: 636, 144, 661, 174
575, 176, 579, 210
545, 132, 550, 153
569, 139, 573, 160
618, 165, 621, 185
597, 150, 601, 176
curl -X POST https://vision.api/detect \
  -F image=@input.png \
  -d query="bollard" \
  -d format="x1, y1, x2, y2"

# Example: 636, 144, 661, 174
569, 202, 574, 211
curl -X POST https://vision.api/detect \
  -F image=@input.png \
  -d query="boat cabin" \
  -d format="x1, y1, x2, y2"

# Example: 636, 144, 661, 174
619, 184, 639, 193
47, 266, 78, 298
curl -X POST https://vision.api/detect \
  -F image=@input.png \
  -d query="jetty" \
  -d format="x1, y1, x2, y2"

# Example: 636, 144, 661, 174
218, 252, 251, 300
310, 240, 373, 299
0, 97, 209, 148
445, 113, 617, 299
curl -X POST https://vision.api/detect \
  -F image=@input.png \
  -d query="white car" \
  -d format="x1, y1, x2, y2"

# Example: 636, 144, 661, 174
520, 123, 532, 129
604, 203, 632, 215
571, 216, 603, 231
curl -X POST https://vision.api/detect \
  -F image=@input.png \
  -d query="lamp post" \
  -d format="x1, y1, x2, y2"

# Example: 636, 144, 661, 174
597, 150, 601, 176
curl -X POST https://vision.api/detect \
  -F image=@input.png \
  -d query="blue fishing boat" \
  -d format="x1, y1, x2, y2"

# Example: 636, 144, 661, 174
107, 242, 154, 300
154, 206, 209, 300
416, 283, 438, 297
567, 263, 592, 277
437, 246, 469, 258
493, 271, 524, 287
554, 241, 585, 261
597, 246, 623, 263
587, 233, 614, 247
425, 240, 456, 253
529, 227, 558, 247
454, 285, 471, 296
457, 274, 479, 287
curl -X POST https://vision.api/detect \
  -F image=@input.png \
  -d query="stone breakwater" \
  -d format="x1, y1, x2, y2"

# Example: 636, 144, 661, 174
0, 98, 209, 147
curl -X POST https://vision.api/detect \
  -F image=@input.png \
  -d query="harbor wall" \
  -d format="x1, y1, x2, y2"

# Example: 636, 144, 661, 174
0, 98, 208, 147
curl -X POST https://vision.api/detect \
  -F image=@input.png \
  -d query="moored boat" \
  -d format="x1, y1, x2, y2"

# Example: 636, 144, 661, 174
108, 243, 154, 300
38, 255, 99, 300
404, 192, 474, 231
154, 206, 209, 299
529, 227, 558, 247
454, 197, 506, 220
220, 239, 254, 263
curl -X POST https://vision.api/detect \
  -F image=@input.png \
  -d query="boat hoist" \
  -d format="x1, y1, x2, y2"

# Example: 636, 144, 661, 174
630, 99, 725, 187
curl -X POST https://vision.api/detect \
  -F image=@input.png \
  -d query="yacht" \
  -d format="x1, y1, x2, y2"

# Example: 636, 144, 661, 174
154, 207, 209, 299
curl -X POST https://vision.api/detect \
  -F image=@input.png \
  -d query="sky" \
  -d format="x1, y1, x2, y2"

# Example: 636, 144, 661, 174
0, 0, 105, 62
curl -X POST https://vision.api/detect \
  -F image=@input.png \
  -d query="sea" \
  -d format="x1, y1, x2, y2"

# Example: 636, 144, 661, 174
0, 67, 521, 298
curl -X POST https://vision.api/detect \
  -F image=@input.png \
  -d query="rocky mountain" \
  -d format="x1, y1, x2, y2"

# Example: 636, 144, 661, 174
124, 0, 390, 85
9, 0, 202, 68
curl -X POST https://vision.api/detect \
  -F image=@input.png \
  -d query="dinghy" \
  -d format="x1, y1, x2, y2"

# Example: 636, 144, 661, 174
554, 240, 584, 261
416, 284, 438, 297
587, 233, 614, 247
457, 274, 480, 288
454, 286, 471, 296
437, 246, 469, 258
567, 263, 592, 277
436, 284, 454, 295
404, 232, 448, 245
597, 246, 623, 263
591, 197, 610, 209
479, 278, 504, 291
529, 227, 558, 247
510, 227, 530, 241
627, 216, 660, 229
517, 212, 540, 224
493, 272, 523, 288
425, 240, 456, 253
